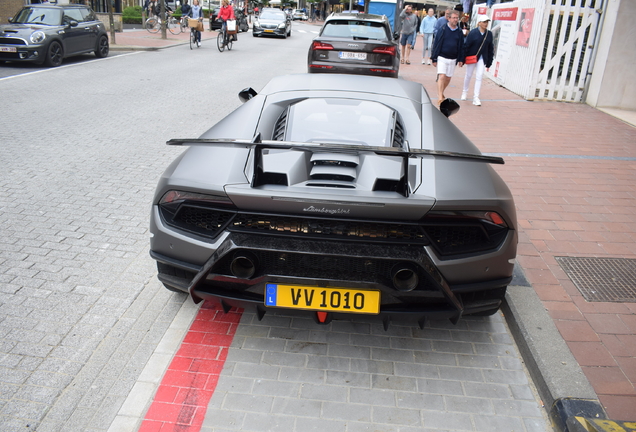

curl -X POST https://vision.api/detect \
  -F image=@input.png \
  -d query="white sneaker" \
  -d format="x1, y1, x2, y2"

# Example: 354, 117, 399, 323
461, 92, 467, 101
473, 97, 481, 106
422, 59, 426, 64
197, 41, 201, 47
427, 60, 431, 65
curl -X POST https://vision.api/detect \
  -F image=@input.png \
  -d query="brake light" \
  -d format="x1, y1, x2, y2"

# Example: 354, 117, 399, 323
311, 41, 334, 50
372, 46, 396, 55
309, 65, 335, 69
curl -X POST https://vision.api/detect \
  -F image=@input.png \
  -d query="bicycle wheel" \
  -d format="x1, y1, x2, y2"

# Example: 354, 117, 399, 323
145, 18, 159, 33
168, 17, 180, 34
217, 32, 225, 52
190, 29, 195, 50
226, 34, 233, 51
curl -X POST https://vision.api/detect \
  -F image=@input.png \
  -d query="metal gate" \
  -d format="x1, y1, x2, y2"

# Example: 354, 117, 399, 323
532, 0, 601, 102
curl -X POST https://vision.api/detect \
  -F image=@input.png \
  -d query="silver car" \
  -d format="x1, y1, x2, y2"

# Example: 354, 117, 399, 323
149, 74, 517, 327
252, 8, 292, 38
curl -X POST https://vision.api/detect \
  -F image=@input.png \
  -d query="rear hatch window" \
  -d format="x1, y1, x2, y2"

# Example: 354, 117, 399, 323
321, 20, 389, 41
284, 98, 398, 147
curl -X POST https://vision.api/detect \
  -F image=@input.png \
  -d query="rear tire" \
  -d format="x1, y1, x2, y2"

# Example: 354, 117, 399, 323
145, 18, 159, 33
94, 35, 109, 58
44, 41, 63, 67
168, 18, 181, 34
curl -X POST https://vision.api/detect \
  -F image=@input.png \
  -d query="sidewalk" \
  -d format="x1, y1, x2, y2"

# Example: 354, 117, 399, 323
107, 28, 636, 427
399, 54, 636, 422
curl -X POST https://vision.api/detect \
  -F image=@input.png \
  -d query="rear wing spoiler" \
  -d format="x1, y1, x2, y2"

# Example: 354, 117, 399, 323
166, 136, 505, 165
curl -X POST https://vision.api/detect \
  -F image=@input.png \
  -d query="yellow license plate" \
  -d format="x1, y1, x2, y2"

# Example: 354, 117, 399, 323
264, 29, 274, 32
265, 284, 380, 314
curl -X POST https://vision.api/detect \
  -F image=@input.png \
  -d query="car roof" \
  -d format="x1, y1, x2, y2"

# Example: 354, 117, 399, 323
22, 4, 87, 9
326, 13, 389, 23
259, 73, 427, 104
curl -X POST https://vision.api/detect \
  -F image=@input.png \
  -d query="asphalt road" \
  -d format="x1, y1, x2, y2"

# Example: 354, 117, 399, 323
0, 51, 132, 79
0, 23, 552, 431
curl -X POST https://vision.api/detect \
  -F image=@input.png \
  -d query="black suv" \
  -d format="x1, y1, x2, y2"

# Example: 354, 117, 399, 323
308, 13, 399, 78
0, 4, 109, 67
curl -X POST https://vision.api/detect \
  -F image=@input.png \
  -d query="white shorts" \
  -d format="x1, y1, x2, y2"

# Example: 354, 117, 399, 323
436, 56, 457, 77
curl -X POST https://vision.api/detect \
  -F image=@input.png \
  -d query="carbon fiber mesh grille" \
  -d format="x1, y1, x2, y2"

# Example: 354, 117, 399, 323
231, 214, 426, 243
211, 249, 437, 291
423, 224, 491, 255
166, 206, 234, 237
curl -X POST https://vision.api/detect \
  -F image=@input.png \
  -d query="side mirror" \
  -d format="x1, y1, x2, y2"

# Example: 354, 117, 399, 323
238, 87, 257, 103
439, 98, 460, 118
8, 17, 14, 23
67, 20, 79, 28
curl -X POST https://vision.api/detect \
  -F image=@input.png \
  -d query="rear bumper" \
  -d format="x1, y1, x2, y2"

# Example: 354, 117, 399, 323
308, 63, 398, 78
151, 230, 513, 324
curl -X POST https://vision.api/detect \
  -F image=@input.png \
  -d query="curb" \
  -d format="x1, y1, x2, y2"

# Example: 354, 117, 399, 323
502, 284, 608, 432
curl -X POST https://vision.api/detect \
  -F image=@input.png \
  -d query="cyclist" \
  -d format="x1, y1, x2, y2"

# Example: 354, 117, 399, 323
187, 0, 203, 47
181, 0, 191, 22
216, 0, 236, 45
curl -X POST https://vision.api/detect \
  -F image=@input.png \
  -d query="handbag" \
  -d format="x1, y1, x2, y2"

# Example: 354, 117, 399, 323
226, 19, 237, 34
465, 31, 488, 65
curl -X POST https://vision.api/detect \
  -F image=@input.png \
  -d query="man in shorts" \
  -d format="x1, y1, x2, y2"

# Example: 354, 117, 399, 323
398, 5, 418, 65
431, 10, 465, 105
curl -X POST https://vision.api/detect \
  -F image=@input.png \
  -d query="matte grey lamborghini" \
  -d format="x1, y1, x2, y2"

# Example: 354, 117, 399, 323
149, 73, 517, 327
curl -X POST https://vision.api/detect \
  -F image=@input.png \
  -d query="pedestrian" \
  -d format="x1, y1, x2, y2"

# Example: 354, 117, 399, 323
434, 8, 451, 37
181, 0, 191, 19
461, 15, 494, 106
431, 10, 465, 105
419, 8, 436, 64
188, 0, 203, 47
411, 10, 421, 52
460, 13, 470, 37
398, 5, 418, 65
148, 0, 158, 18
463, 0, 474, 16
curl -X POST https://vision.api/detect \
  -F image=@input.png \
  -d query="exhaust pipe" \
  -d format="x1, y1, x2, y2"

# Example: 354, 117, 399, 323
230, 254, 257, 279
391, 264, 419, 292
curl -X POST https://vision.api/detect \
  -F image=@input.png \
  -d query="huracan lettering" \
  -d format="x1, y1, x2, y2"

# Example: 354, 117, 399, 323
303, 205, 351, 215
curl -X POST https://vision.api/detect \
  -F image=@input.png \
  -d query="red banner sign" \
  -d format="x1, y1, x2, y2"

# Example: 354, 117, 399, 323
493, 8, 518, 21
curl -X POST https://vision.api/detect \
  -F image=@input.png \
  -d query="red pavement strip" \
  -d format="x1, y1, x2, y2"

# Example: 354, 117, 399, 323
139, 301, 243, 432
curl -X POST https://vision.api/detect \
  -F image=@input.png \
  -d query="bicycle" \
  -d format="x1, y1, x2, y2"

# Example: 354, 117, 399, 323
144, 14, 181, 34
188, 18, 202, 49
144, 16, 160, 33
217, 25, 233, 52
166, 15, 181, 34
179, 16, 189, 33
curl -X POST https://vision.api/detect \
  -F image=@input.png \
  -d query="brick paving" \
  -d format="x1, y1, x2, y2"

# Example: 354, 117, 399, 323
400, 51, 636, 421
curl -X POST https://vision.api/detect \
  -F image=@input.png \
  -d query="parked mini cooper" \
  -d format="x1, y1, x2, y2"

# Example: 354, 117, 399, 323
0, 4, 109, 67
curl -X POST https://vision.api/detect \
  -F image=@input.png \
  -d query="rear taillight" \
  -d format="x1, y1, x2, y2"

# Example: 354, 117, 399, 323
311, 41, 334, 50
372, 46, 396, 55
